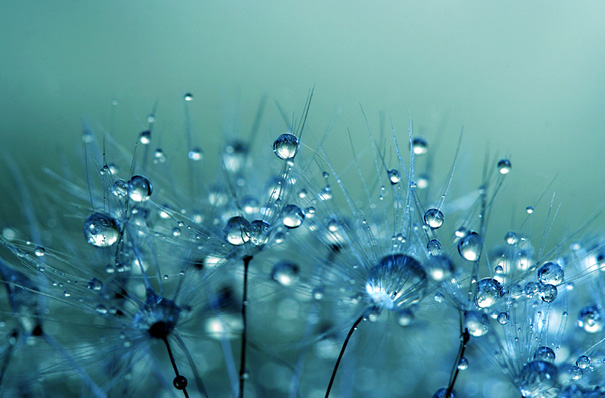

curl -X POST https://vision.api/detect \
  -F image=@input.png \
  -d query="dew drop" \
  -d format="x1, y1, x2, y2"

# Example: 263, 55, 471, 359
412, 137, 428, 155
578, 305, 603, 333
273, 133, 299, 160
505, 231, 519, 245
387, 169, 401, 184
396, 308, 414, 327
516, 361, 558, 398
84, 213, 120, 248
184, 93, 194, 101
188, 147, 203, 161
249, 220, 270, 246
139, 130, 151, 145
533, 346, 555, 362
424, 208, 445, 229
526, 206, 534, 214
112, 179, 128, 198
34, 246, 45, 257
465, 311, 489, 337
458, 357, 469, 370
474, 278, 503, 309
497, 312, 510, 325
497, 158, 511, 174
128, 175, 153, 202
87, 277, 103, 291
427, 255, 454, 282
458, 232, 482, 261
223, 216, 251, 246
282, 204, 305, 229
537, 262, 564, 286
539, 283, 558, 303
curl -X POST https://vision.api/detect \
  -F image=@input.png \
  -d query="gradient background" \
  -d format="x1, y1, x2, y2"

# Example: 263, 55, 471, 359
1, 0, 604, 235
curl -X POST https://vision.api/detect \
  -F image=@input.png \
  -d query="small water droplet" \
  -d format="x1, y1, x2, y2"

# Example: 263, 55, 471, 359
497, 158, 511, 174
424, 208, 445, 229
128, 175, 153, 202
412, 137, 428, 155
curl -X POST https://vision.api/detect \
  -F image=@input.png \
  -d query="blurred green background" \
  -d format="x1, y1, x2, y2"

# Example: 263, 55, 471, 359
1, 0, 604, 236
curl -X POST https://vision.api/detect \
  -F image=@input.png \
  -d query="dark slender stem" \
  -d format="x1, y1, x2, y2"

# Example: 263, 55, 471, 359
325, 313, 365, 398
239, 255, 253, 398
446, 327, 470, 396
162, 337, 190, 398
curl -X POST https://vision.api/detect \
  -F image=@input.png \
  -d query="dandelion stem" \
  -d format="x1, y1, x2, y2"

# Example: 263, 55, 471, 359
239, 255, 253, 398
161, 337, 190, 398
446, 325, 470, 396
325, 313, 365, 398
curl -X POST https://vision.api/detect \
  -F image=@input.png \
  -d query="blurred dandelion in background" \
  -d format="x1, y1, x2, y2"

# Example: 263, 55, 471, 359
1, 1, 605, 398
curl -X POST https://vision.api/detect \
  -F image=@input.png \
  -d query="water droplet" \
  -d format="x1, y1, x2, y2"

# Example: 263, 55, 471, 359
569, 365, 583, 381
417, 173, 430, 189
271, 262, 300, 286
273, 133, 299, 160
223, 141, 248, 173
576, 355, 591, 370
537, 262, 564, 286
154, 148, 166, 163
458, 357, 469, 370
312, 286, 325, 300
396, 308, 414, 327
84, 213, 120, 247
434, 292, 444, 303
578, 305, 603, 333
497, 312, 510, 325
516, 361, 558, 398
128, 175, 152, 202
388, 169, 401, 184
139, 130, 151, 145
505, 231, 519, 245
95, 305, 108, 315
474, 278, 503, 309
223, 216, 250, 246
111, 179, 128, 198
539, 283, 558, 303
249, 220, 270, 246
427, 239, 442, 256
87, 277, 103, 291
526, 206, 534, 214
534, 346, 556, 362
184, 93, 194, 101
427, 255, 454, 282
412, 137, 428, 155
465, 311, 490, 337
188, 147, 203, 161
282, 204, 305, 229
365, 254, 427, 311
34, 246, 45, 257
458, 232, 482, 261
424, 208, 445, 229
497, 158, 511, 174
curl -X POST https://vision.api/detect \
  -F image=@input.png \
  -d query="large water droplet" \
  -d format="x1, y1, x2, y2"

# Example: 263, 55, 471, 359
84, 213, 120, 247
539, 283, 558, 303
365, 254, 427, 311
224, 216, 250, 246
412, 137, 428, 155
497, 158, 511, 175
533, 346, 555, 363
458, 232, 482, 261
474, 278, 502, 309
424, 208, 444, 229
271, 262, 300, 286
273, 133, 299, 160
249, 220, 270, 246
128, 175, 152, 202
577, 305, 603, 333
465, 311, 489, 337
388, 169, 401, 184
537, 262, 564, 286
282, 204, 305, 229
427, 255, 454, 282
515, 360, 559, 398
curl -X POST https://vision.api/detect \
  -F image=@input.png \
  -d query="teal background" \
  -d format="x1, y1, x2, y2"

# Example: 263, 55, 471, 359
1, 0, 604, 234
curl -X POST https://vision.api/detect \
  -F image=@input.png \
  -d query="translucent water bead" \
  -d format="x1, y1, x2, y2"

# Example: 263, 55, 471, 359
224, 216, 251, 246
497, 158, 512, 175
83, 213, 120, 248
273, 133, 299, 160
457, 231, 482, 261
537, 262, 564, 286
128, 175, 153, 202
577, 305, 603, 333
515, 360, 559, 398
365, 254, 427, 311
271, 262, 300, 286
474, 278, 503, 309
424, 208, 444, 229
